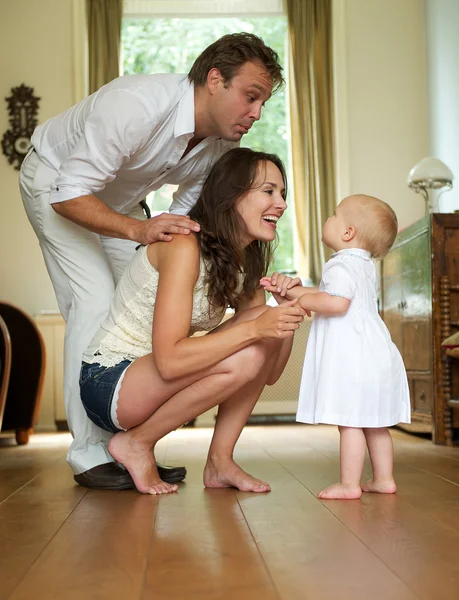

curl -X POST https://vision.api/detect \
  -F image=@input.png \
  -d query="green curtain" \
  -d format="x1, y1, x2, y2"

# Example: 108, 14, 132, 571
86, 0, 123, 94
284, 0, 336, 282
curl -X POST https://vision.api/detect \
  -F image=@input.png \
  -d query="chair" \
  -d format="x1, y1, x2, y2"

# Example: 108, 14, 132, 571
0, 314, 12, 431
0, 302, 46, 444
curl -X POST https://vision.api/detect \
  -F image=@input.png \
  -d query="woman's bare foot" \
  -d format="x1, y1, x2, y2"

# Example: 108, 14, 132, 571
318, 482, 362, 500
203, 456, 271, 493
108, 432, 178, 495
361, 479, 397, 494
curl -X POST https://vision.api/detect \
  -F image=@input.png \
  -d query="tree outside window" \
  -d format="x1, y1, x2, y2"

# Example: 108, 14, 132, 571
122, 17, 294, 273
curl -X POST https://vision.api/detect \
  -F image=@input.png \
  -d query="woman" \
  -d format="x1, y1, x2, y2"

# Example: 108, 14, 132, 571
80, 148, 305, 495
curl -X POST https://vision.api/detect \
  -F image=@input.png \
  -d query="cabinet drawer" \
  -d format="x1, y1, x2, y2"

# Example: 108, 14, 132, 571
411, 378, 432, 412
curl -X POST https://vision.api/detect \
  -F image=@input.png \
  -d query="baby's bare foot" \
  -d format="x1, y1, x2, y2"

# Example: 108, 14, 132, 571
108, 432, 178, 495
204, 457, 270, 493
318, 482, 362, 500
361, 479, 397, 494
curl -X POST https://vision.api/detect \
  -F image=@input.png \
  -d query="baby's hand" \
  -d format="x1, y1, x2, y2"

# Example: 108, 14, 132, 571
259, 276, 273, 288
260, 272, 302, 304
260, 273, 302, 296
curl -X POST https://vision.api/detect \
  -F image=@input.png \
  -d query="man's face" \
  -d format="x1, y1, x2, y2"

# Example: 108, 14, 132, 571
207, 61, 274, 141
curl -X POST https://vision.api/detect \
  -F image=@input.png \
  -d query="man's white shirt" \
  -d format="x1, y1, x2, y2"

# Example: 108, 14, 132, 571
31, 74, 238, 215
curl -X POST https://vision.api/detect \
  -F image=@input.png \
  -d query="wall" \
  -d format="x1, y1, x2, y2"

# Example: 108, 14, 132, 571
0, 0, 433, 316
0, 0, 79, 316
334, 0, 429, 230
426, 0, 459, 213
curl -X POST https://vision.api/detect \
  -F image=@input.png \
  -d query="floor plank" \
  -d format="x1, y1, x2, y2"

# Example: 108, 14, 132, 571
236, 431, 418, 600
254, 426, 459, 600
0, 462, 86, 599
2, 426, 459, 600
143, 431, 279, 600
0, 433, 70, 503
8, 489, 158, 600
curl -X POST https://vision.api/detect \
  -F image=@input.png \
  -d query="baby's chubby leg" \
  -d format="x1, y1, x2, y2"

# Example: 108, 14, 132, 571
361, 427, 397, 494
318, 427, 365, 500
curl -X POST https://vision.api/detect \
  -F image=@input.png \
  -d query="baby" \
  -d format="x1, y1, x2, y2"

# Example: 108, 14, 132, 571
261, 194, 410, 499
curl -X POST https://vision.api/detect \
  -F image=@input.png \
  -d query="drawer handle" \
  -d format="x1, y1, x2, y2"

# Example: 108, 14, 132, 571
419, 392, 426, 401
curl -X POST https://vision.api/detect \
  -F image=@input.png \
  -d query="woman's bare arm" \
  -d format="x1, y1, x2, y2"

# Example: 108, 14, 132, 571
149, 236, 305, 380
205, 286, 297, 386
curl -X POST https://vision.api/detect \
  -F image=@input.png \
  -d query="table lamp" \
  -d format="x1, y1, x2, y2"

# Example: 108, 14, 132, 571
407, 157, 454, 214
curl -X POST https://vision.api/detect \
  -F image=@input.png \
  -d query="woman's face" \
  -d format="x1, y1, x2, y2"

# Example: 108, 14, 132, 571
236, 160, 287, 247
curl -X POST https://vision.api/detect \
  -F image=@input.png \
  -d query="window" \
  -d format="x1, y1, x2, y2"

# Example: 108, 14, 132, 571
122, 16, 294, 272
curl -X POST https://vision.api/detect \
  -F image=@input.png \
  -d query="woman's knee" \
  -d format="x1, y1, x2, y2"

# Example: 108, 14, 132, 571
224, 343, 267, 384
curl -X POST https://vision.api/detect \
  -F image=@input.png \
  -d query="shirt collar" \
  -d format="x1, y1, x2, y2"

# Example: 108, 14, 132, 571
174, 77, 220, 142
331, 248, 372, 261
174, 78, 195, 138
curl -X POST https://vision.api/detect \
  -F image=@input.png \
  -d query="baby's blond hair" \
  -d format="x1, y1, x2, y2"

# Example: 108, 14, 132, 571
343, 194, 398, 259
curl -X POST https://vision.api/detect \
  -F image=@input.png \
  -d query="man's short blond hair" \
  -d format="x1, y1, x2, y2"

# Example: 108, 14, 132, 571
345, 194, 398, 259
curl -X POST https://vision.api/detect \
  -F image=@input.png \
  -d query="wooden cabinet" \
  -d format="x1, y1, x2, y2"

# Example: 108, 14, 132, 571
381, 214, 459, 444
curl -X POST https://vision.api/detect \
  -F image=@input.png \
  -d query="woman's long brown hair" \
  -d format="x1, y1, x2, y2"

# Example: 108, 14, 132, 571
187, 148, 287, 311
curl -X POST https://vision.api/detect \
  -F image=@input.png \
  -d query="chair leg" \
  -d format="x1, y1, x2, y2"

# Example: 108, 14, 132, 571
15, 428, 32, 445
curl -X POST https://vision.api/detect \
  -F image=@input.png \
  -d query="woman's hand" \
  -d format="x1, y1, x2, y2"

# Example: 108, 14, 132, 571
253, 300, 305, 339
260, 272, 302, 304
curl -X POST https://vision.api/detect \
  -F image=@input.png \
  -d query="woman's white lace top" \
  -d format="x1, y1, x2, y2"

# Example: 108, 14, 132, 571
83, 245, 227, 367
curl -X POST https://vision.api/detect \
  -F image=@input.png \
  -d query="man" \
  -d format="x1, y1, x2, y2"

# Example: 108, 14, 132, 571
19, 32, 283, 490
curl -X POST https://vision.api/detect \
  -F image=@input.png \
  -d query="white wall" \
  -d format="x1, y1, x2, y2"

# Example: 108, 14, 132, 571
426, 0, 459, 213
334, 0, 429, 230
0, 0, 77, 316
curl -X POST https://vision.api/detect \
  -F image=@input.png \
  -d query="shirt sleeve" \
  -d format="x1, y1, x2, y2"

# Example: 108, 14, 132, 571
322, 263, 356, 300
49, 90, 153, 204
168, 174, 207, 215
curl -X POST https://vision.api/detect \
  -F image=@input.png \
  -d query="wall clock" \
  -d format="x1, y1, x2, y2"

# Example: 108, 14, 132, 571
1, 84, 40, 171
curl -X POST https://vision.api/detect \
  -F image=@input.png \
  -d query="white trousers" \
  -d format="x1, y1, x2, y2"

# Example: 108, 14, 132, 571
19, 149, 142, 474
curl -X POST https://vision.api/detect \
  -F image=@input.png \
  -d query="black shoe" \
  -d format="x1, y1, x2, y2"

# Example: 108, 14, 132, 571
156, 462, 187, 483
74, 462, 187, 490
73, 463, 134, 490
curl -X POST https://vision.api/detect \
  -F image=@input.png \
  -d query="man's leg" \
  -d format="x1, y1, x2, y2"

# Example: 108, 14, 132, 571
20, 156, 184, 487
20, 153, 121, 470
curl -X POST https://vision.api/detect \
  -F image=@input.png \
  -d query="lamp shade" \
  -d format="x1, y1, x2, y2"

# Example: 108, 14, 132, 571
407, 157, 454, 189
407, 157, 454, 214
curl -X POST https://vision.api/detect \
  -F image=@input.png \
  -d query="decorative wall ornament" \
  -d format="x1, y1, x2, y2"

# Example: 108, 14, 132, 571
1, 84, 40, 171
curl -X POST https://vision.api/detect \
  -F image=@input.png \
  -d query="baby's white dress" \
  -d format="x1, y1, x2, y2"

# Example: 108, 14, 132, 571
296, 248, 411, 427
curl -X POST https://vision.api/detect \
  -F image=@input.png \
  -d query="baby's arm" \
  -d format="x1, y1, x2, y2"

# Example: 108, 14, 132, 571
281, 285, 319, 299
298, 291, 350, 315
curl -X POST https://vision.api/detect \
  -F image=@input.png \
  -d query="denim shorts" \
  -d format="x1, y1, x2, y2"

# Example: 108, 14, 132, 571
80, 360, 132, 433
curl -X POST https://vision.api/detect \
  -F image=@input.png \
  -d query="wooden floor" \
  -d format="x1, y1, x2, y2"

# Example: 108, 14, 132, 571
1, 425, 459, 600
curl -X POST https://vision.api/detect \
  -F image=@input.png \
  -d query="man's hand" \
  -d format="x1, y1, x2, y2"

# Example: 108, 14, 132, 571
134, 213, 200, 245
